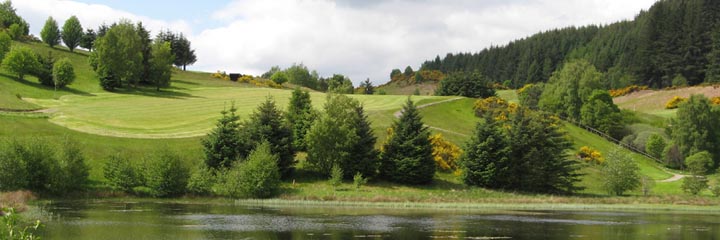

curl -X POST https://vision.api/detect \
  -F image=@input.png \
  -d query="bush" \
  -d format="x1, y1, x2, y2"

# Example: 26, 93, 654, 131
144, 150, 190, 197
665, 96, 687, 109
2, 46, 40, 80
270, 71, 288, 84
103, 153, 142, 192
34, 52, 55, 86
220, 142, 281, 198
608, 85, 648, 97
0, 141, 28, 191
353, 172, 367, 190
685, 151, 714, 175
58, 138, 89, 192
187, 166, 215, 195
710, 180, 720, 197
602, 148, 640, 196
682, 176, 707, 195
52, 58, 75, 88
329, 164, 343, 190
577, 146, 603, 164
640, 175, 655, 196
435, 71, 495, 98
645, 134, 666, 159
429, 133, 462, 171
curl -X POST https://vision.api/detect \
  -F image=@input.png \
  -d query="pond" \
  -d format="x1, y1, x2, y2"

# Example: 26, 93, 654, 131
36, 200, 720, 239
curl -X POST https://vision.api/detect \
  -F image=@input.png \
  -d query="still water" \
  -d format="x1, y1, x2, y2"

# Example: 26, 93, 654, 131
37, 200, 720, 239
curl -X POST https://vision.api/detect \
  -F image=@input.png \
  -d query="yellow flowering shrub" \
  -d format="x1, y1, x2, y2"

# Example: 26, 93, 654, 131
609, 85, 648, 97
211, 70, 229, 81
665, 96, 687, 109
577, 146, 603, 164
429, 133, 462, 172
711, 96, 720, 105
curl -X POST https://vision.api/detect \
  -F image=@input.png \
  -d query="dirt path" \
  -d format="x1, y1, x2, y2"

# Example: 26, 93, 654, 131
659, 173, 686, 182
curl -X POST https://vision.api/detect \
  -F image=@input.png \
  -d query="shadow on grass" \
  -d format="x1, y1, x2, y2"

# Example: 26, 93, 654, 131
174, 79, 201, 86
111, 86, 204, 99
2, 73, 95, 96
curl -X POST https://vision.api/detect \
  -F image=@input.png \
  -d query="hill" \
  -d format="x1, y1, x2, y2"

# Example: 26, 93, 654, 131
414, 0, 720, 89
614, 85, 720, 119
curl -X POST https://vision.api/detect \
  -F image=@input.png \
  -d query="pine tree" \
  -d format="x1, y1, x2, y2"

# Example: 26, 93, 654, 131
239, 97, 295, 178
286, 88, 315, 151
40, 16, 60, 48
346, 104, 379, 178
202, 103, 242, 169
380, 98, 435, 184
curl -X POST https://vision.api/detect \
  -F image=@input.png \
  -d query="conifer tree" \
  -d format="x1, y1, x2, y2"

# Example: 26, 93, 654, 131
202, 103, 242, 169
239, 97, 295, 178
286, 88, 315, 151
380, 98, 435, 184
460, 115, 510, 187
347, 104, 379, 178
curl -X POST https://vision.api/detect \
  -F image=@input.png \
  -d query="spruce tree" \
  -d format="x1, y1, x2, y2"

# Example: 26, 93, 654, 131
286, 88, 315, 151
239, 97, 295, 178
460, 115, 510, 187
380, 98, 435, 184
202, 103, 242, 169
346, 104, 379, 178
40, 16, 60, 48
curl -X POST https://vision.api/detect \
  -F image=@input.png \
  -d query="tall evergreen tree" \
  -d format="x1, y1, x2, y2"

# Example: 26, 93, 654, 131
239, 97, 295, 178
380, 98, 435, 184
361, 78, 374, 95
202, 103, 242, 169
61, 16, 83, 52
40, 16, 60, 48
347, 104, 379, 178
460, 115, 510, 187
286, 88, 315, 151
706, 27, 720, 83
136, 22, 153, 84
79, 28, 96, 51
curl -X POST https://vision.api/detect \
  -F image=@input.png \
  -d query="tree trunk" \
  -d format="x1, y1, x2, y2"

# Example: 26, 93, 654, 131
183, 65, 186, 71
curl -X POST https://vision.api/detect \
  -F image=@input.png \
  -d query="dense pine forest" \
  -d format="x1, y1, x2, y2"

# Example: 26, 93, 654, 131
420, 0, 720, 89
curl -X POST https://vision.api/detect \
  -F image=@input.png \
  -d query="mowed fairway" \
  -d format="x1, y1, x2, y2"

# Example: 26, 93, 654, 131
29, 87, 452, 138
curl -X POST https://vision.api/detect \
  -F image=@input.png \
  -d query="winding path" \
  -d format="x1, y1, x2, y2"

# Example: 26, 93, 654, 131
393, 97, 469, 137
659, 173, 686, 182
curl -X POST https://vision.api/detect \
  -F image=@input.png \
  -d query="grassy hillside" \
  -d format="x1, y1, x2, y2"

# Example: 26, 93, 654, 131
614, 85, 720, 119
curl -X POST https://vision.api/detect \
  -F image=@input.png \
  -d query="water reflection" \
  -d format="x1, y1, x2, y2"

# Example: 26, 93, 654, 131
37, 200, 720, 240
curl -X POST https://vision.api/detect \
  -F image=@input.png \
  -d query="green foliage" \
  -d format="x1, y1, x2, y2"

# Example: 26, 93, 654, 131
380, 98, 435, 184
148, 41, 174, 91
238, 97, 295, 178
579, 90, 623, 138
669, 95, 720, 166
91, 20, 143, 90
517, 83, 543, 110
539, 59, 603, 120
640, 175, 655, 196
361, 78, 374, 95
270, 71, 288, 84
202, 103, 242, 169
602, 148, 640, 196
0, 138, 88, 194
390, 69, 401, 79
52, 57, 75, 88
7, 23, 22, 40
685, 151, 714, 175
460, 116, 510, 187
0, 1, 29, 36
1, 208, 42, 240
33, 51, 54, 86
2, 46, 39, 80
306, 94, 378, 178
103, 153, 142, 192
435, 71, 495, 98
671, 74, 688, 87
285, 63, 317, 89
327, 74, 354, 94
682, 176, 708, 195
329, 164, 343, 189
0, 31, 10, 60
286, 88, 316, 151
220, 142, 281, 198
80, 28, 96, 51
645, 134, 666, 159
353, 172, 367, 190
186, 166, 215, 195
61, 16, 83, 52
663, 144, 684, 169
707, 27, 720, 83
143, 149, 189, 197
40, 16, 60, 47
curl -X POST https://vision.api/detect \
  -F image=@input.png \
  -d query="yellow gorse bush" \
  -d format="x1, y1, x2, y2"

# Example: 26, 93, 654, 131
429, 133, 462, 172
665, 96, 687, 109
577, 146, 603, 164
609, 85, 648, 97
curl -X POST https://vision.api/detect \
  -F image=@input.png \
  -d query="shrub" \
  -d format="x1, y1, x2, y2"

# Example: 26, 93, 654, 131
577, 146, 603, 164
429, 133, 462, 171
665, 96, 687, 109
640, 175, 655, 196
645, 134, 666, 159
2, 47, 40, 80
220, 142, 281, 198
103, 153, 142, 192
211, 70, 229, 80
270, 71, 288, 84
353, 172, 367, 190
682, 176, 708, 195
712, 96, 720, 106
329, 164, 343, 190
1, 208, 42, 240
52, 58, 75, 88
0, 32, 10, 60
473, 96, 517, 120
435, 71, 495, 98
144, 150, 190, 197
58, 138, 89, 192
710, 180, 720, 197
608, 85, 648, 97
187, 166, 215, 195
0, 141, 28, 191
602, 148, 640, 196
685, 151, 714, 175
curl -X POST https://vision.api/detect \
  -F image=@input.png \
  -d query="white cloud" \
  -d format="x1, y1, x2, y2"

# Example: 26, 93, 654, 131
14, 0, 658, 85
194, 0, 657, 85
15, 0, 192, 39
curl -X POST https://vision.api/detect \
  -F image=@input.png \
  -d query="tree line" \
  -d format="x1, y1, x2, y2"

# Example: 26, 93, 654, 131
262, 64, 359, 94
420, 0, 720, 89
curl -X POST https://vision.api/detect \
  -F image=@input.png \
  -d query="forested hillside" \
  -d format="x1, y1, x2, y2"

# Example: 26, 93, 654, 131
420, 0, 720, 89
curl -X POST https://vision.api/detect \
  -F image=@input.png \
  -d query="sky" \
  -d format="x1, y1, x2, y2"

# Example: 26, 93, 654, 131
15, 0, 658, 85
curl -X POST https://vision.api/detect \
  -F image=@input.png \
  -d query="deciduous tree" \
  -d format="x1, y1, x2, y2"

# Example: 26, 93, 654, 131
40, 16, 60, 48
61, 16, 83, 52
